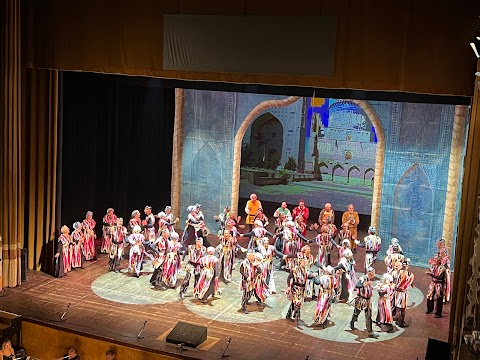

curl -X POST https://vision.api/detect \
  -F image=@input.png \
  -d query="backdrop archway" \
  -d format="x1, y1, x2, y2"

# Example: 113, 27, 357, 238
231, 97, 386, 229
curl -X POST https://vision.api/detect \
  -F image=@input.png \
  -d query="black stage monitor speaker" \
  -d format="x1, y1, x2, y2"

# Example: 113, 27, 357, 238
166, 321, 207, 348
425, 337, 452, 360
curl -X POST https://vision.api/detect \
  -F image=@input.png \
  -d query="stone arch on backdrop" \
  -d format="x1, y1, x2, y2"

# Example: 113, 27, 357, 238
245, 112, 284, 168
347, 165, 360, 183
231, 97, 386, 229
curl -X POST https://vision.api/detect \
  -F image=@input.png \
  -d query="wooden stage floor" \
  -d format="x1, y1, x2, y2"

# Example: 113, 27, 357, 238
0, 231, 450, 360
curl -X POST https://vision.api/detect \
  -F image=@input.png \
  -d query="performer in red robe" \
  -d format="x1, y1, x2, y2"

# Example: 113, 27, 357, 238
102, 208, 117, 254
71, 222, 85, 269
82, 211, 96, 260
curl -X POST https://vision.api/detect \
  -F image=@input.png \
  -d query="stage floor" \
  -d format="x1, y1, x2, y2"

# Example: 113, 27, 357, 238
0, 232, 449, 360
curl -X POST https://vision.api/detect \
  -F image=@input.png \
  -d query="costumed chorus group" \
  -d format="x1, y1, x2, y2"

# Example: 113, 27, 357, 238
55, 195, 451, 339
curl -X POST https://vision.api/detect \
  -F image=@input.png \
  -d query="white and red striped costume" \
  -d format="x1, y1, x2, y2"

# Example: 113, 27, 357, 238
143, 213, 156, 242
334, 256, 358, 302
128, 217, 141, 233
102, 214, 117, 253
128, 232, 146, 276
258, 244, 277, 294
312, 232, 334, 267
282, 228, 300, 270
217, 232, 242, 283
179, 244, 206, 296
194, 254, 220, 300
376, 282, 394, 328
58, 233, 72, 275
82, 218, 96, 260
313, 272, 338, 325
71, 229, 84, 268
363, 234, 382, 271
109, 225, 127, 271
161, 240, 183, 288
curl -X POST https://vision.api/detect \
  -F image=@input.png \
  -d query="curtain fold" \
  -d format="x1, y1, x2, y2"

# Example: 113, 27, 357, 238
60, 72, 175, 234
22, 68, 59, 271
21, 0, 480, 97
449, 60, 480, 357
1, 0, 22, 288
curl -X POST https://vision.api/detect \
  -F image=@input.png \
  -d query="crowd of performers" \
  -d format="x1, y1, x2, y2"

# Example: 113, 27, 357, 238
55, 197, 452, 338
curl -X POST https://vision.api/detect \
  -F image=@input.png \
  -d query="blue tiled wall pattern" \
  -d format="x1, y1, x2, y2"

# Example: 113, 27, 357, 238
182, 91, 461, 267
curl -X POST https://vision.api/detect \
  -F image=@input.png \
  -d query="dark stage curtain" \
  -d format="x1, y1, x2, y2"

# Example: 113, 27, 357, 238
60, 72, 175, 236
1, 0, 22, 287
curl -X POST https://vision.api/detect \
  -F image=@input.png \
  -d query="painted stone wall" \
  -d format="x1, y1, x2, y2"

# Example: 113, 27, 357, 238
181, 90, 236, 231
181, 90, 463, 266
371, 101, 457, 266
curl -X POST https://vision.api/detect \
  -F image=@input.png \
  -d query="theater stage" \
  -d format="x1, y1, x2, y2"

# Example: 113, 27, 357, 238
0, 232, 449, 360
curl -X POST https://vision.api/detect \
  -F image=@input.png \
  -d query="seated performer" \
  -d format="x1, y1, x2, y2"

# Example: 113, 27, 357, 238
55, 225, 72, 277
82, 211, 97, 260
319, 203, 335, 226
71, 222, 85, 269
245, 193, 262, 231
341, 204, 360, 251
392, 258, 415, 327
350, 266, 378, 338
375, 273, 395, 332
273, 201, 291, 220
194, 246, 220, 303
355, 226, 382, 271
179, 237, 206, 300
102, 208, 117, 254
285, 254, 318, 324
291, 200, 309, 236
313, 265, 338, 328
128, 225, 146, 278
109, 218, 127, 272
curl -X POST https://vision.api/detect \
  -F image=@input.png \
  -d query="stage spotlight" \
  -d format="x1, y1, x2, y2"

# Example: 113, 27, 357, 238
471, 42, 480, 58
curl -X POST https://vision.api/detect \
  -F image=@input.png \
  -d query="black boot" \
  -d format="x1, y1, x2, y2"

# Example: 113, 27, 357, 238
350, 314, 358, 330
